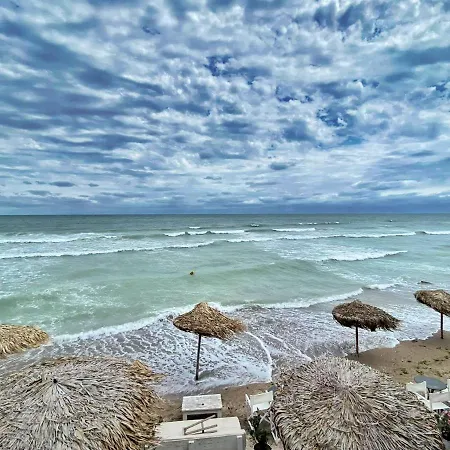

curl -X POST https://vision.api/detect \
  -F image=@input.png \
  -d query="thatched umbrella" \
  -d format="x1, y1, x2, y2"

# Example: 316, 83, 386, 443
415, 289, 450, 339
332, 300, 400, 356
0, 324, 49, 358
0, 356, 164, 450
173, 302, 246, 381
271, 357, 443, 450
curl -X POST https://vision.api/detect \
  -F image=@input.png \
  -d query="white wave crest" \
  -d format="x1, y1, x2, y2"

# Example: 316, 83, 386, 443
324, 250, 407, 262
0, 233, 117, 244
419, 230, 450, 235
264, 289, 364, 309
164, 232, 186, 237
331, 232, 416, 239
365, 283, 398, 290
273, 228, 316, 232
209, 229, 245, 234
0, 241, 217, 260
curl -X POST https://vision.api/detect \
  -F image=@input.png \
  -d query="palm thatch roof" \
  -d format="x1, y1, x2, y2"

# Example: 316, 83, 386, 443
271, 357, 442, 450
173, 302, 246, 339
415, 289, 450, 316
332, 300, 400, 331
0, 356, 164, 450
0, 324, 49, 358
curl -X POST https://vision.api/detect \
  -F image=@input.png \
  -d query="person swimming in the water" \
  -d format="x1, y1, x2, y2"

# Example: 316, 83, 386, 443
190, 271, 195, 275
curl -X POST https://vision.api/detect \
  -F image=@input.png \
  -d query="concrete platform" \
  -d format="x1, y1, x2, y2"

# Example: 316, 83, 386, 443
156, 417, 245, 450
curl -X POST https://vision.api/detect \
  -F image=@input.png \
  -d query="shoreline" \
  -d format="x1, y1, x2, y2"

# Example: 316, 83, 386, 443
160, 330, 450, 424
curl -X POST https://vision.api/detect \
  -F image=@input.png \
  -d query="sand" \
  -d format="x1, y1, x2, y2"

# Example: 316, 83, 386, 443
349, 330, 450, 385
160, 331, 450, 448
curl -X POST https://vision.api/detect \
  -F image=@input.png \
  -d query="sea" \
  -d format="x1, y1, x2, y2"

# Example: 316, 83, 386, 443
0, 214, 449, 394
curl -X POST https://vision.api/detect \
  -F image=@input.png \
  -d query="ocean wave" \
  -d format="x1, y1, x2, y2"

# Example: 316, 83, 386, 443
226, 237, 273, 244
209, 229, 245, 234
164, 229, 245, 237
273, 228, 316, 232
324, 250, 407, 262
261, 289, 364, 309
298, 222, 340, 225
0, 233, 117, 244
328, 232, 416, 239
249, 223, 260, 227
188, 226, 201, 229
417, 230, 450, 235
55, 301, 236, 342
364, 283, 398, 290
0, 241, 217, 260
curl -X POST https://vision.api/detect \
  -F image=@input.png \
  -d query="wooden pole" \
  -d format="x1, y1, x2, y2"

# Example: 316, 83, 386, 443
441, 313, 444, 339
195, 334, 202, 381
355, 326, 359, 357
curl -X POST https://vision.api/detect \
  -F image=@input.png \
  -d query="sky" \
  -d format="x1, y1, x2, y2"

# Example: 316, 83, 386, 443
0, 0, 449, 214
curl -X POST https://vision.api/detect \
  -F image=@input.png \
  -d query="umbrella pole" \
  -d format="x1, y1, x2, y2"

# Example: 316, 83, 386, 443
195, 334, 202, 381
355, 326, 359, 357
441, 313, 444, 339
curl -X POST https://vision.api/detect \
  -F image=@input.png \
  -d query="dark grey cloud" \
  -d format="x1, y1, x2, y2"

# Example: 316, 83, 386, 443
49, 182, 76, 187
283, 120, 314, 142
28, 190, 51, 196
396, 46, 450, 67
269, 162, 293, 170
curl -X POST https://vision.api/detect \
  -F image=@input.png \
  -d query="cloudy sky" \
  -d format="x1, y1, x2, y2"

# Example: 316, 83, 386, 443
1, 0, 449, 214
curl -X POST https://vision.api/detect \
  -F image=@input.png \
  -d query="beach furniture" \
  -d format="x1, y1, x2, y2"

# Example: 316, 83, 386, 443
414, 375, 447, 392
173, 303, 246, 381
415, 290, 450, 339
246, 391, 278, 443
245, 391, 273, 416
439, 379, 450, 393
182, 394, 223, 420
271, 357, 443, 450
419, 391, 450, 412
156, 416, 246, 450
406, 381, 428, 399
332, 300, 400, 356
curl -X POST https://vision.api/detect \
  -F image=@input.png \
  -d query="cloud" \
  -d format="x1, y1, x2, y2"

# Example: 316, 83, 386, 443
27, 190, 52, 196
269, 162, 293, 170
49, 181, 76, 187
0, 0, 449, 213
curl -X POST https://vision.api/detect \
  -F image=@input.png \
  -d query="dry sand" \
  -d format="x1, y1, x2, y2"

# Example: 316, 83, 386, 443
160, 331, 450, 447
349, 330, 450, 384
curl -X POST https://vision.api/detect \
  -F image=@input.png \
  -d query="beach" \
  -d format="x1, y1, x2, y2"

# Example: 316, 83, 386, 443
159, 331, 450, 439
1, 214, 450, 394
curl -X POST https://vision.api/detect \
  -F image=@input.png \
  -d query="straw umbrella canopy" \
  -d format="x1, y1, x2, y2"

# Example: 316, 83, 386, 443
271, 357, 442, 450
332, 300, 400, 356
0, 324, 49, 358
0, 356, 164, 450
173, 302, 246, 381
415, 289, 450, 339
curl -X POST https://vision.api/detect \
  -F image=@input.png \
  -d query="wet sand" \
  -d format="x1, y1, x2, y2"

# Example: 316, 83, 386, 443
160, 331, 450, 446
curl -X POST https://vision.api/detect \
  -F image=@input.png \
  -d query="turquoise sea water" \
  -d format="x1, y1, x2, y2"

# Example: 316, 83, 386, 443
1, 214, 449, 393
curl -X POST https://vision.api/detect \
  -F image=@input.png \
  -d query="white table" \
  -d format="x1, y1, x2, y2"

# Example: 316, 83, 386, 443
182, 394, 223, 421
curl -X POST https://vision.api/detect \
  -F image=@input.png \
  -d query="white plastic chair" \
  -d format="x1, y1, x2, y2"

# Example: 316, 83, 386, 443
245, 391, 273, 416
406, 381, 428, 399
440, 379, 450, 393
420, 391, 450, 412
245, 391, 278, 443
